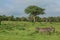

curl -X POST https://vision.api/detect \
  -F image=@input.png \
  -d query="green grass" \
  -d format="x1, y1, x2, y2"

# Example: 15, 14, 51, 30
0, 21, 60, 40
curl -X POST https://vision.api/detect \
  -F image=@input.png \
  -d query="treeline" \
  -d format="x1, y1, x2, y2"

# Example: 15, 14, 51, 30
0, 15, 60, 22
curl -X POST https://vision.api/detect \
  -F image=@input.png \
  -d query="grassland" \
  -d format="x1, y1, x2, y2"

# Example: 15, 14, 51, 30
0, 21, 60, 40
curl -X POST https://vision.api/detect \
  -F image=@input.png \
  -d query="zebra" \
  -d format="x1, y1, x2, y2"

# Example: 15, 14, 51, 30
35, 26, 55, 34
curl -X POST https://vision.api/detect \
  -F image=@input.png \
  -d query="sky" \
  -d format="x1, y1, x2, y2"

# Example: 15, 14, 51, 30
0, 0, 60, 17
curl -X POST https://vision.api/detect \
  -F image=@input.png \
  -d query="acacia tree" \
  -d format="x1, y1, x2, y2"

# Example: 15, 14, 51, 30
25, 5, 45, 22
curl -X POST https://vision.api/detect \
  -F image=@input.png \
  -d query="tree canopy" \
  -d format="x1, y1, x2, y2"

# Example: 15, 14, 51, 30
25, 5, 45, 16
25, 5, 45, 22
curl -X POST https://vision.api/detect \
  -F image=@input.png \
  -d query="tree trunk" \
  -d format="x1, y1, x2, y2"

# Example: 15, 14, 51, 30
33, 16, 36, 22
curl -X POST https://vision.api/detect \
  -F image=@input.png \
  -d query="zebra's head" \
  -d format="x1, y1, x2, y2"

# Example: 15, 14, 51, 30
49, 26, 55, 32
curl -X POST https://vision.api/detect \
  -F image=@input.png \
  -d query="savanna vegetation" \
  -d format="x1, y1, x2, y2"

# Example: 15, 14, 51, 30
0, 5, 60, 40
0, 21, 60, 40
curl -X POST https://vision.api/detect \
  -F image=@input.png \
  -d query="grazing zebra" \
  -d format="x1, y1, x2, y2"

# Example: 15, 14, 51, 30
35, 26, 55, 34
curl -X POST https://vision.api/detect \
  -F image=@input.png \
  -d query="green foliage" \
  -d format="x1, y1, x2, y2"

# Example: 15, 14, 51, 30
0, 21, 60, 40
16, 27, 25, 30
25, 5, 45, 15
25, 5, 45, 22
0, 22, 26, 31
0, 25, 13, 31
0, 15, 60, 22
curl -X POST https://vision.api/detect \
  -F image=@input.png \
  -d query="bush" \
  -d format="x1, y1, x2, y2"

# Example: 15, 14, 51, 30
0, 25, 14, 31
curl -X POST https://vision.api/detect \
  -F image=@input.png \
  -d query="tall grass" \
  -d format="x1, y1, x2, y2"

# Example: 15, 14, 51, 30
0, 21, 60, 40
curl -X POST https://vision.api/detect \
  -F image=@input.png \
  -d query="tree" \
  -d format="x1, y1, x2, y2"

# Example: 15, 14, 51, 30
41, 17, 47, 22
35, 16, 41, 22
28, 16, 41, 22
20, 17, 27, 21
15, 17, 21, 21
7, 16, 14, 21
28, 15, 34, 22
48, 17, 55, 22
25, 5, 45, 22
2, 15, 8, 21
55, 17, 60, 22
